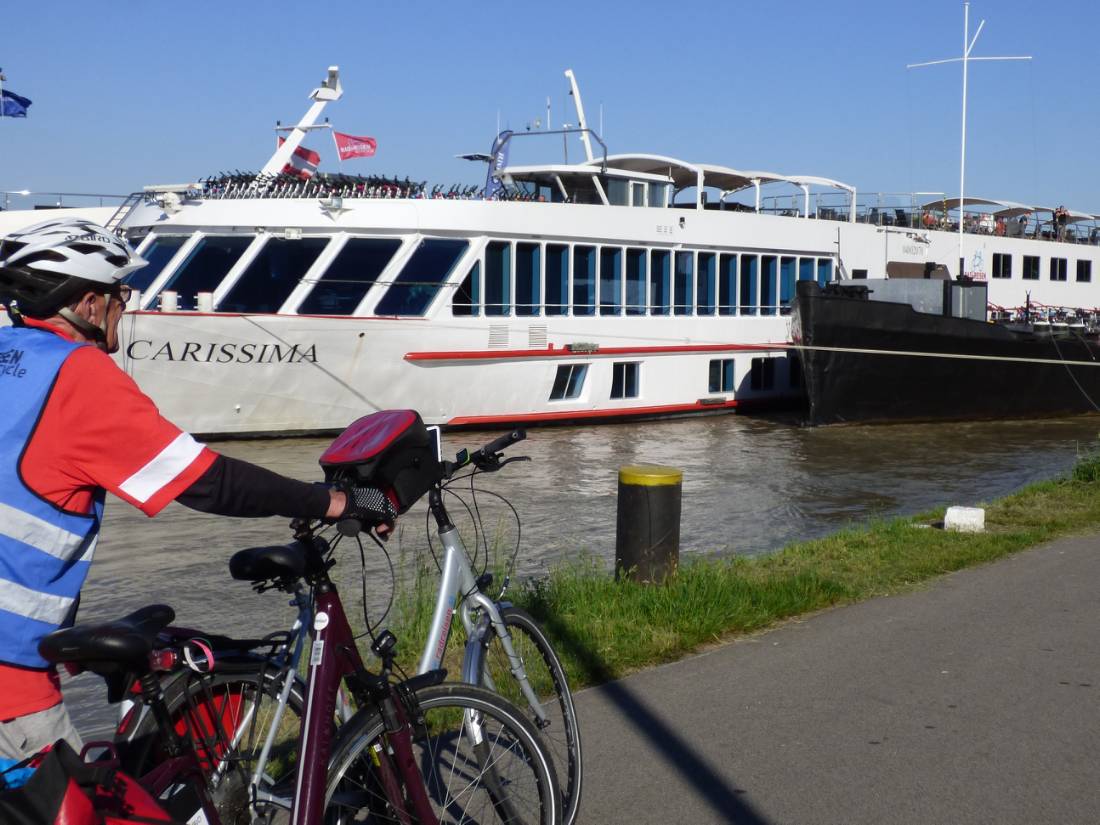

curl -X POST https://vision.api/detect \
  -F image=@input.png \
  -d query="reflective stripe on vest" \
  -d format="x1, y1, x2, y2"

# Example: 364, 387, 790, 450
0, 326, 102, 668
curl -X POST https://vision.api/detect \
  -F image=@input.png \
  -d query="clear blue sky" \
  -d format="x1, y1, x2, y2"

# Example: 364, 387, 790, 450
2, 0, 1097, 210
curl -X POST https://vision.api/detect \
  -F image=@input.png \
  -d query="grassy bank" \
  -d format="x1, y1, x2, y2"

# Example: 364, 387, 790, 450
391, 453, 1100, 690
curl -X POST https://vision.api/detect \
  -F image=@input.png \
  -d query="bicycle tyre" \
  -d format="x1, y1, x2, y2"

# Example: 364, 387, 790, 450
470, 605, 583, 825
121, 658, 306, 824
325, 682, 561, 825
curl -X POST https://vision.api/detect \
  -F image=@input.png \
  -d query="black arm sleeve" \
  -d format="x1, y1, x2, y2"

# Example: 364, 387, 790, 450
176, 455, 332, 519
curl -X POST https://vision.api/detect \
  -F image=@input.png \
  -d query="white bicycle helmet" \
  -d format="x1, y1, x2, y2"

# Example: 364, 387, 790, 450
0, 217, 146, 324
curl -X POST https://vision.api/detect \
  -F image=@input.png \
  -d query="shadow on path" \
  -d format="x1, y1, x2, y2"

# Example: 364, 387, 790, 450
538, 612, 772, 825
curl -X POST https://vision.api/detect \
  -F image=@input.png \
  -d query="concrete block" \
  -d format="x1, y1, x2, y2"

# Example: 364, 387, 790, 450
945, 506, 985, 533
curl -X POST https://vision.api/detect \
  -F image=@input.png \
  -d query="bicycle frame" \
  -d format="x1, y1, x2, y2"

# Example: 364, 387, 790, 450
418, 489, 548, 724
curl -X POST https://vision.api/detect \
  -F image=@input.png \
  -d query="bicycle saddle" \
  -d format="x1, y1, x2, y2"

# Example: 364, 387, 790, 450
38, 604, 175, 672
229, 541, 309, 583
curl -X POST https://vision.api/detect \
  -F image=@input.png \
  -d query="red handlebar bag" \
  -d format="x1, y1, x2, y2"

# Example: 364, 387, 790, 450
320, 409, 444, 513
0, 740, 174, 825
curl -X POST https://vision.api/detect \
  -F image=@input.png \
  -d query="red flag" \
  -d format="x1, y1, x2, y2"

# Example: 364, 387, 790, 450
333, 131, 377, 161
277, 137, 320, 179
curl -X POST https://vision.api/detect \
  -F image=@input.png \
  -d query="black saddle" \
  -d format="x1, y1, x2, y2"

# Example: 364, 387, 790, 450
230, 538, 324, 584
38, 604, 175, 672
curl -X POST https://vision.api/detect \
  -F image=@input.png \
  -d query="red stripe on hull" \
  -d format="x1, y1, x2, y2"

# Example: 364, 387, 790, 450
447, 399, 740, 426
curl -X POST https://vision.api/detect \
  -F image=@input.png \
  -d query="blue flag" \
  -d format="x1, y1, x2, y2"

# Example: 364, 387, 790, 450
484, 131, 511, 199
1, 89, 32, 117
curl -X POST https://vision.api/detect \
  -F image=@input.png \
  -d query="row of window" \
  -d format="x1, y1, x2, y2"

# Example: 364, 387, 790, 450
455, 244, 834, 318
550, 356, 796, 402
990, 253, 1092, 283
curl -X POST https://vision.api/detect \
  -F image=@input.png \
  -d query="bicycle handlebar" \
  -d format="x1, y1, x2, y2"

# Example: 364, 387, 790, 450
470, 429, 526, 465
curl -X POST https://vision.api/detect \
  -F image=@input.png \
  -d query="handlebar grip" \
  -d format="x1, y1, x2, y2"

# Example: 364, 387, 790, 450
475, 429, 526, 459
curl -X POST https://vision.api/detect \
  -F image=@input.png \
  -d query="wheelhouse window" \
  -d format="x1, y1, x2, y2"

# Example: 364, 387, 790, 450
708, 358, 734, 393
374, 238, 468, 316
611, 362, 640, 399
817, 258, 833, 286
516, 242, 541, 316
798, 257, 815, 282
648, 182, 669, 208
545, 244, 568, 316
125, 235, 187, 293
219, 237, 329, 313
605, 178, 629, 206
549, 363, 588, 400
697, 253, 716, 316
1078, 259, 1092, 283
740, 255, 758, 316
750, 357, 775, 390
992, 253, 1012, 279
1022, 255, 1040, 280
298, 237, 401, 315
453, 261, 480, 316
630, 182, 646, 207
779, 256, 796, 313
1050, 257, 1068, 282
157, 236, 253, 310
485, 241, 511, 316
674, 251, 693, 316
573, 246, 595, 316
599, 247, 622, 316
650, 249, 671, 315
760, 255, 777, 316
719, 254, 737, 315
625, 248, 646, 315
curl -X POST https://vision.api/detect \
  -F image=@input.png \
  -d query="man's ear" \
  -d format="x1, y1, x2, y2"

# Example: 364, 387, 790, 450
68, 290, 101, 324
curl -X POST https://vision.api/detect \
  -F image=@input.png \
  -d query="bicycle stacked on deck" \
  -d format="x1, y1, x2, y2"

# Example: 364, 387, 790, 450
40, 412, 581, 825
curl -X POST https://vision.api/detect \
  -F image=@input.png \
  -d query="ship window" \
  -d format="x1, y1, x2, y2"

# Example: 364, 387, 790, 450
852, 269, 868, 279
485, 241, 511, 316
453, 261, 480, 316
546, 244, 568, 316
625, 248, 646, 315
516, 242, 540, 316
549, 363, 588, 400
606, 178, 629, 206
761, 255, 777, 316
719, 253, 737, 315
740, 255, 758, 316
750, 357, 775, 390
650, 249, 671, 315
788, 354, 802, 389
992, 253, 1012, 279
219, 237, 329, 313
125, 235, 187, 293
630, 182, 646, 207
1050, 257, 1068, 282
599, 247, 622, 316
674, 251, 694, 316
156, 236, 252, 310
611, 362, 640, 399
298, 237, 400, 315
779, 256, 796, 313
374, 238, 467, 316
798, 257, 815, 281
817, 258, 833, 286
708, 358, 734, 392
1022, 255, 1040, 280
697, 253, 716, 316
1077, 260, 1092, 283
573, 246, 595, 316
648, 182, 669, 208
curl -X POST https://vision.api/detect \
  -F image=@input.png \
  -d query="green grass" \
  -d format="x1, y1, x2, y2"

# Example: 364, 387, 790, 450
387, 451, 1100, 692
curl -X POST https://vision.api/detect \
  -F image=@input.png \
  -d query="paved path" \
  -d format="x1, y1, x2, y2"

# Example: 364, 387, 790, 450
573, 535, 1100, 824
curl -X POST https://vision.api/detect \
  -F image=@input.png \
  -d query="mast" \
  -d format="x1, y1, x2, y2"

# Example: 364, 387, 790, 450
563, 69, 594, 163
259, 67, 343, 177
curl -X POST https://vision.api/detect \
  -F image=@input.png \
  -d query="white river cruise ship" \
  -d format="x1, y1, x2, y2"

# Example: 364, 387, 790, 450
5, 66, 1100, 435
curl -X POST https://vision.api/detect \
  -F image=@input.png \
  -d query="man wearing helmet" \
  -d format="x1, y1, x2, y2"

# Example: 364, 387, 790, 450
0, 218, 395, 762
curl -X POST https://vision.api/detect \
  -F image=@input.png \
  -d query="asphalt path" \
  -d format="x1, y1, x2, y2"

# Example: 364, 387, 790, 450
572, 534, 1100, 824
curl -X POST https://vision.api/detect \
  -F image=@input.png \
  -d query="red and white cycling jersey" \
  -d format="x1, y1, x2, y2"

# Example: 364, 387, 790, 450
1, 319, 215, 720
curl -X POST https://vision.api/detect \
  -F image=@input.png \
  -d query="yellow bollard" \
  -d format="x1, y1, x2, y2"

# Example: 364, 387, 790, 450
615, 464, 682, 583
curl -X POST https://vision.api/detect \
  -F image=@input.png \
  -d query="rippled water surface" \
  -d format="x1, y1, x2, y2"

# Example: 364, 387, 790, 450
68, 414, 1100, 733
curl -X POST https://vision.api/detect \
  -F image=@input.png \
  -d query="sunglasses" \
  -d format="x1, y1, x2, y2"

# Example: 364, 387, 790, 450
106, 284, 133, 304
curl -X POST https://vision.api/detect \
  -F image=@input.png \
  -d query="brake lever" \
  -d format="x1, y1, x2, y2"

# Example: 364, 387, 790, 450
497, 455, 531, 468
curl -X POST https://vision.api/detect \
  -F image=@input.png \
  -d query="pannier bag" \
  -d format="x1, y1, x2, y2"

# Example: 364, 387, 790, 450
0, 740, 175, 825
320, 410, 444, 513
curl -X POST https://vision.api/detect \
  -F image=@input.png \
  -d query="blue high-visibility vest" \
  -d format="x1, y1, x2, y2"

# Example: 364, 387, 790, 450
0, 326, 103, 669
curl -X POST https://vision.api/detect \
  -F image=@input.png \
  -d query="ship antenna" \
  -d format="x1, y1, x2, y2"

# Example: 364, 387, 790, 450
907, 2, 1031, 279
259, 66, 343, 178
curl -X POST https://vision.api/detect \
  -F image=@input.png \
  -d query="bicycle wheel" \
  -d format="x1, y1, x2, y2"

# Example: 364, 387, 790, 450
471, 606, 582, 825
325, 682, 560, 825
122, 659, 306, 824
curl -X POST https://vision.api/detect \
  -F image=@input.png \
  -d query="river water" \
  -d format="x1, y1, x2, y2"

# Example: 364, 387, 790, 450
67, 413, 1099, 734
